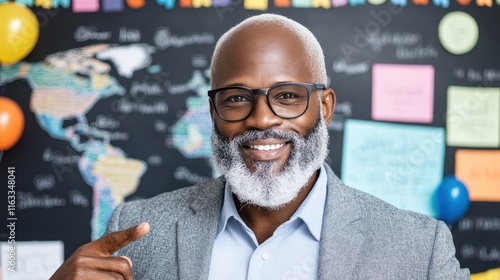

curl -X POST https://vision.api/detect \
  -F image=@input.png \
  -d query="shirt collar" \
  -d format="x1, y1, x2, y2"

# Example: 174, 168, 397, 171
215, 165, 328, 242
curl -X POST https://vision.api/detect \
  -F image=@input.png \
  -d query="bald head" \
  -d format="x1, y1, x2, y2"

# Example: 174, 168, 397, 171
210, 14, 327, 88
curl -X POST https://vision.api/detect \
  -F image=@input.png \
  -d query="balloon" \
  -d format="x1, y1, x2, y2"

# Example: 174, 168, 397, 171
0, 96, 25, 150
436, 176, 470, 224
0, 2, 39, 65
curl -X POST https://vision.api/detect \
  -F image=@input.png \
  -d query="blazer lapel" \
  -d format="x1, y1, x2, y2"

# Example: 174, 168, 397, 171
177, 177, 225, 280
319, 165, 365, 280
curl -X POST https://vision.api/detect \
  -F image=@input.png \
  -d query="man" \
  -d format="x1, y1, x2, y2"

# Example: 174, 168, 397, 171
51, 14, 469, 279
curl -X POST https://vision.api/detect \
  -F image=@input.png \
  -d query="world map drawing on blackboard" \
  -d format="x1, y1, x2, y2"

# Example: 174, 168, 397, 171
0, 44, 213, 239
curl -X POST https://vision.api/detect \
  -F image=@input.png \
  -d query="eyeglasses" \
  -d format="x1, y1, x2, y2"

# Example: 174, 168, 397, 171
208, 82, 325, 122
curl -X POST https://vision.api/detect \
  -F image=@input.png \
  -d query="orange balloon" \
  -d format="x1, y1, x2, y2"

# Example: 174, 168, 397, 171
0, 97, 25, 150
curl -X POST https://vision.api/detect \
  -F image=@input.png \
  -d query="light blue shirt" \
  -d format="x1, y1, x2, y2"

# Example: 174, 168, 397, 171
208, 165, 327, 280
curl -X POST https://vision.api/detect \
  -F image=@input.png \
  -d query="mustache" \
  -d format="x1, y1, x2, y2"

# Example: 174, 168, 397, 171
230, 129, 300, 146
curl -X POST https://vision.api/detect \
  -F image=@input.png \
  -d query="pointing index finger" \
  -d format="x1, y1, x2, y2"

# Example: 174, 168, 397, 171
87, 222, 150, 256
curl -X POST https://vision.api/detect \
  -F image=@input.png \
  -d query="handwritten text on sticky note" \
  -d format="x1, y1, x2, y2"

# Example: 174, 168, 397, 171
372, 64, 435, 123
456, 149, 500, 202
342, 119, 445, 217
447, 86, 500, 147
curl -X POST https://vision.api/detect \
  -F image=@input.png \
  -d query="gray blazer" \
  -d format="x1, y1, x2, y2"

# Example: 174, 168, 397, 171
107, 164, 470, 279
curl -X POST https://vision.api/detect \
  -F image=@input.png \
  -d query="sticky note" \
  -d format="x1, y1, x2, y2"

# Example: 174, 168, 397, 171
433, 0, 449, 7
412, 0, 429, 5
35, 0, 52, 8
372, 64, 435, 123
367, 0, 386, 5
1, 241, 64, 280
349, 0, 365, 5
438, 12, 478, 55
390, 0, 407, 5
447, 86, 500, 147
244, 0, 268, 9
456, 150, 500, 202
15, 0, 34, 5
72, 0, 99, 12
476, 0, 492, 7
193, 0, 211, 7
275, 0, 291, 7
332, 0, 348, 6
292, 0, 311, 7
103, 0, 124, 12
126, 0, 146, 8
213, 0, 231, 6
312, 0, 331, 8
342, 119, 445, 217
53, 0, 71, 8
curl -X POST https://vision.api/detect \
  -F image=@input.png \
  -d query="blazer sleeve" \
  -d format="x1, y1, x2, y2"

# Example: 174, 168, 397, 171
428, 221, 470, 279
105, 202, 125, 235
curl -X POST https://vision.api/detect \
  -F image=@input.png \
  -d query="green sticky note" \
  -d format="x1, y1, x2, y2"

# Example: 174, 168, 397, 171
447, 86, 500, 147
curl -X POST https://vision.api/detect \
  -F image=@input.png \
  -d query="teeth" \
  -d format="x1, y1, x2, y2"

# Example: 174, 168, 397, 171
249, 143, 284, 151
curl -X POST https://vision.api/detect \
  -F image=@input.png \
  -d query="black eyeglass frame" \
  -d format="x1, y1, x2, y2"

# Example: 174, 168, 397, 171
208, 82, 326, 122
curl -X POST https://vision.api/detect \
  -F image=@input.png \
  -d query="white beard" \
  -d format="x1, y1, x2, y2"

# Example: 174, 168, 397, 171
211, 116, 330, 210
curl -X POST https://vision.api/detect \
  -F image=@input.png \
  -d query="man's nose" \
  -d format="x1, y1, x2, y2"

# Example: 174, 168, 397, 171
244, 95, 282, 130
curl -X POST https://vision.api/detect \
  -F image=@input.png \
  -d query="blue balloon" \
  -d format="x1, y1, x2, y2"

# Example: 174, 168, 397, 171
437, 176, 470, 224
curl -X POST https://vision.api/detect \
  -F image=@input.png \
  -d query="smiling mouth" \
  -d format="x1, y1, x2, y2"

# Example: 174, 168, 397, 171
248, 143, 285, 151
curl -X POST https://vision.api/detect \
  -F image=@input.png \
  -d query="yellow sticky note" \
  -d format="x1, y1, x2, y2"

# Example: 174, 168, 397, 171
244, 0, 268, 10
447, 86, 500, 147
193, 0, 211, 7
35, 0, 52, 8
456, 150, 500, 202
312, 0, 331, 8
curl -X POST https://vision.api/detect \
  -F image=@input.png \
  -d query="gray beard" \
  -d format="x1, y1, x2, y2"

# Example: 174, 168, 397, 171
211, 116, 330, 210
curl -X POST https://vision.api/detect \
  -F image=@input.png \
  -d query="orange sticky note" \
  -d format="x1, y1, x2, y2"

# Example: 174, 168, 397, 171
180, 0, 192, 7
476, 0, 492, 6
275, 0, 291, 6
127, 0, 145, 8
412, 0, 428, 4
456, 150, 500, 202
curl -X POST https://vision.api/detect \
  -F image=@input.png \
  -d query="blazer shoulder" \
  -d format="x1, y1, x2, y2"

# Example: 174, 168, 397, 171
344, 183, 439, 234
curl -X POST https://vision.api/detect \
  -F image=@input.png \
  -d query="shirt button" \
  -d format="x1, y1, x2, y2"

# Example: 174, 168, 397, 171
261, 252, 269, 260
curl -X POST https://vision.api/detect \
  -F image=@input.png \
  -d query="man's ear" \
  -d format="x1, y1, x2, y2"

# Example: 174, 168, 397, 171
320, 88, 336, 125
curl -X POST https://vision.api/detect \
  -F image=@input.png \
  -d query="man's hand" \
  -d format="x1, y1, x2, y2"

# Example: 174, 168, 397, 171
50, 222, 150, 280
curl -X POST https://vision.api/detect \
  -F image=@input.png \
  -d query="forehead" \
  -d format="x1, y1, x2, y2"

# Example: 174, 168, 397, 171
213, 25, 314, 88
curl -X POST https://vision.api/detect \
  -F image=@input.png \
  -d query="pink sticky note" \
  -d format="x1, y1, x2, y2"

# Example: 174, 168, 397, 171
372, 64, 435, 123
73, 0, 100, 12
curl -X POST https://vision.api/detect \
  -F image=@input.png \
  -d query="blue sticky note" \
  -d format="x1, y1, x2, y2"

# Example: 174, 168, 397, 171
291, 0, 311, 7
390, 0, 407, 5
15, 0, 34, 6
433, 0, 449, 7
348, 0, 365, 6
53, 0, 71, 8
157, 0, 175, 9
341, 119, 445, 217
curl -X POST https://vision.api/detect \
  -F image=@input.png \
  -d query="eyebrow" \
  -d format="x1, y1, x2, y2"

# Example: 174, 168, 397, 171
223, 81, 295, 88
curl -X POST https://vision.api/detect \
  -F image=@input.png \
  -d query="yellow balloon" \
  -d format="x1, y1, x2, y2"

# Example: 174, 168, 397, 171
0, 2, 39, 65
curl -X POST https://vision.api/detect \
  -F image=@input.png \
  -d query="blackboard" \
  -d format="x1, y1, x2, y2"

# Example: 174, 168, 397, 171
0, 0, 499, 274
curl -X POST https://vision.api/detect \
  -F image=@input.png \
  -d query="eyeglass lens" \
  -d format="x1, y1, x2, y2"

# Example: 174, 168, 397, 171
214, 84, 309, 121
